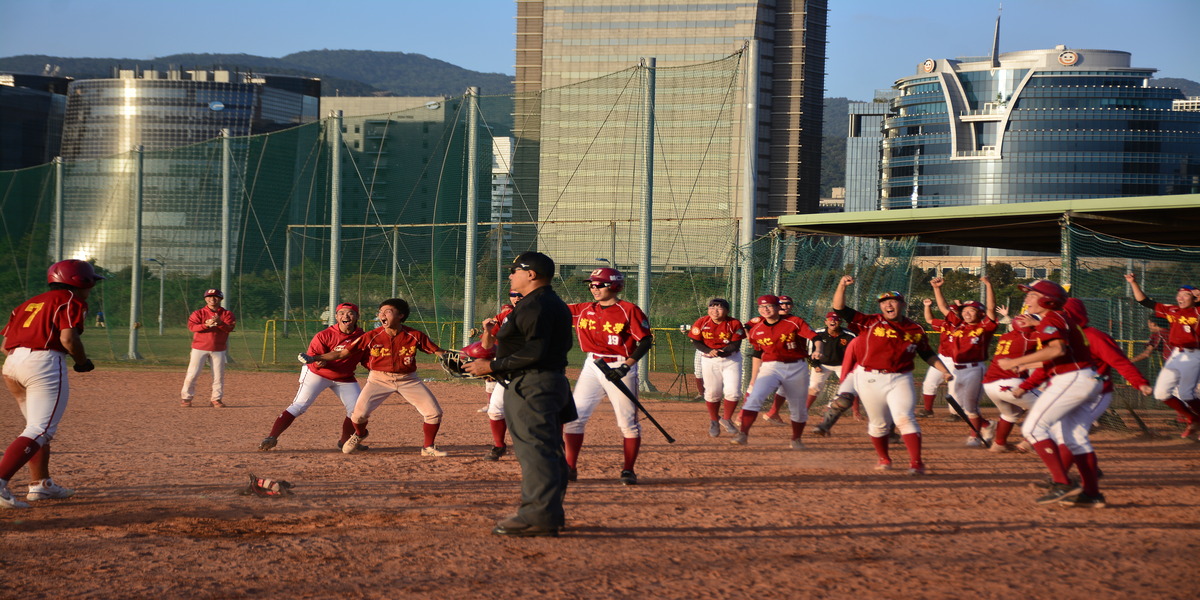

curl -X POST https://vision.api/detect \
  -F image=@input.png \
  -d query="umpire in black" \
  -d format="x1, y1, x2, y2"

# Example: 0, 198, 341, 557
464, 251, 575, 537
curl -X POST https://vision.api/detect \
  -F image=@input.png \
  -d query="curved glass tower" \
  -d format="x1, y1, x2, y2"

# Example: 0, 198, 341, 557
881, 47, 1200, 211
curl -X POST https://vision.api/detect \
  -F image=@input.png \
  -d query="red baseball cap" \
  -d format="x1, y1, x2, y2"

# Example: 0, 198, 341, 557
960, 301, 984, 311
204, 288, 224, 298
777, 295, 794, 304
757, 295, 780, 306
336, 302, 359, 314
825, 311, 840, 320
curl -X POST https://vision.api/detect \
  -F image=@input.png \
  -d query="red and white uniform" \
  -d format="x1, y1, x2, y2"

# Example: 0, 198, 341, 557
181, 306, 237, 403
1020, 309, 1100, 444
922, 309, 957, 398
1, 289, 88, 446
347, 325, 445, 426
284, 325, 365, 418
744, 316, 818, 420
844, 309, 936, 437
566, 300, 652, 437
932, 312, 997, 419
1147, 303, 1200, 401
688, 315, 745, 403
485, 304, 517, 420
982, 329, 1043, 422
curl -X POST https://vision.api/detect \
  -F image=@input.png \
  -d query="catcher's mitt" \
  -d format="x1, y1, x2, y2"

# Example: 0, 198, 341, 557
439, 350, 493, 381
241, 473, 294, 497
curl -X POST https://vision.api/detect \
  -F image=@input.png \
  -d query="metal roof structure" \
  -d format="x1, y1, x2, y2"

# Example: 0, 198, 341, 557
777, 194, 1200, 253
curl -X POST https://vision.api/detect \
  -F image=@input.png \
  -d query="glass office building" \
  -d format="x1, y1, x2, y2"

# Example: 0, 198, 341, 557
0, 73, 70, 170
881, 47, 1200, 211
57, 69, 319, 273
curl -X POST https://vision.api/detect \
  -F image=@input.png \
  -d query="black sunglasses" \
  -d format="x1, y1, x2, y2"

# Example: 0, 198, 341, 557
588, 282, 613, 289
509, 292, 523, 298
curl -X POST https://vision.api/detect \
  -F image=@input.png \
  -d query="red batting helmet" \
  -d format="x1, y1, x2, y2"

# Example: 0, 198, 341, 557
777, 295, 794, 305
757, 294, 780, 306
47, 259, 104, 289
462, 341, 496, 360
959, 301, 984, 311
586, 267, 624, 292
1018, 280, 1067, 310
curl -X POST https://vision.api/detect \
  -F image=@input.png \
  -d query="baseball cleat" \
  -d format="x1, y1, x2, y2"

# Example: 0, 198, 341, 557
718, 418, 738, 434
811, 425, 830, 437
1182, 421, 1200, 439
965, 436, 984, 448
342, 434, 362, 454
914, 408, 933, 417
211, 399, 226, 408
1035, 482, 1082, 505
988, 442, 1017, 453
789, 439, 806, 450
26, 478, 74, 501
619, 470, 638, 485
180, 399, 192, 407
421, 445, 448, 457
874, 460, 893, 471
258, 436, 277, 451
906, 464, 926, 476
0, 483, 30, 509
492, 517, 559, 538
730, 432, 748, 445
483, 445, 506, 461
708, 420, 721, 437
763, 414, 786, 426
1060, 491, 1106, 508
567, 467, 578, 482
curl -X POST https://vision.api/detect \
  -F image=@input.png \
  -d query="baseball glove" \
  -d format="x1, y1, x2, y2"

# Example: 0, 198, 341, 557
439, 349, 495, 381
242, 473, 294, 497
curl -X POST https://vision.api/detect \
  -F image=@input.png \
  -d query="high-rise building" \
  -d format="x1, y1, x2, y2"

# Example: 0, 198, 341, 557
57, 68, 319, 273
844, 93, 894, 212
0, 73, 70, 170
514, 0, 828, 267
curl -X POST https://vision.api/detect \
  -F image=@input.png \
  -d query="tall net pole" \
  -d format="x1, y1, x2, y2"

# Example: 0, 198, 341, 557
462, 87, 480, 347
739, 40, 759, 382
328, 111, 343, 325
128, 146, 144, 360
221, 129, 232, 305
638, 58, 656, 391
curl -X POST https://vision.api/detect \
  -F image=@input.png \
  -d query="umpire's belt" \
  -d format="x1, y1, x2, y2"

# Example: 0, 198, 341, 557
953, 362, 982, 369
505, 367, 566, 379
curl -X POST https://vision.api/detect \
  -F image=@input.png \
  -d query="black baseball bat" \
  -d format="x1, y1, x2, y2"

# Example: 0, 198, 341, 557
945, 394, 990, 448
594, 358, 676, 443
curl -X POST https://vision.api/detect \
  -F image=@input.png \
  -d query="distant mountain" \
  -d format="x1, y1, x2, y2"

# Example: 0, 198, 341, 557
1155, 77, 1200, 97
0, 50, 515, 97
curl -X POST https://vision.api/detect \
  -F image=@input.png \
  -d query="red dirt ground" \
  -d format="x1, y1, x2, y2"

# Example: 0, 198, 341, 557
2, 368, 1198, 599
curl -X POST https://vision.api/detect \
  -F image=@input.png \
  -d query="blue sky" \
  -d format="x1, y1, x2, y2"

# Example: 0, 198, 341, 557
1, 0, 1196, 100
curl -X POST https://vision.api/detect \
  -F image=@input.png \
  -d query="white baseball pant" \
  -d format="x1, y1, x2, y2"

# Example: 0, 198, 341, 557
700, 352, 742, 403
744, 361, 809, 422
1154, 348, 1200, 401
693, 350, 703, 378
809, 363, 840, 394
854, 366, 919, 437
284, 367, 361, 418
485, 378, 506, 420
1048, 389, 1111, 455
921, 355, 950, 396
947, 361, 986, 418
1021, 368, 1102, 444
352, 370, 442, 424
983, 378, 1039, 423
2, 348, 70, 444
565, 353, 640, 438
181, 348, 227, 401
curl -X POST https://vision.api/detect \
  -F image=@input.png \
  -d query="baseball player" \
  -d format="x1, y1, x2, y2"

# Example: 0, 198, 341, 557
259, 303, 365, 452
0, 260, 103, 508
981, 311, 1043, 452
760, 294, 796, 424
805, 311, 857, 410
930, 276, 998, 446
919, 297, 957, 418
564, 267, 654, 486
733, 295, 819, 448
1130, 316, 1170, 368
1014, 298, 1152, 507
1124, 274, 1200, 439
832, 276, 953, 475
687, 298, 745, 437
180, 288, 236, 408
810, 332, 865, 436
301, 298, 449, 456
994, 280, 1100, 504
480, 290, 522, 461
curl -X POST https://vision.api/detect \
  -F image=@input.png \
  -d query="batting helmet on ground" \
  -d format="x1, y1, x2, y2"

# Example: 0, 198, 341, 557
47, 260, 104, 289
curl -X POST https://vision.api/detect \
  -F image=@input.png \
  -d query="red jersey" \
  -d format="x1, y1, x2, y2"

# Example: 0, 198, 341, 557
1028, 309, 1092, 375
839, 335, 866, 379
349, 325, 443, 374
306, 325, 366, 382
933, 312, 998, 364
1025, 326, 1149, 393
188, 306, 236, 351
570, 300, 652, 357
746, 315, 818, 363
1151, 303, 1200, 349
983, 329, 1040, 384
488, 304, 516, 337
845, 310, 933, 373
2, 289, 88, 353
688, 315, 745, 350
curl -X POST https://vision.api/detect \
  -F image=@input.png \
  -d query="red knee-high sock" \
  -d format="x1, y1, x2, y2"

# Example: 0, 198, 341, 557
790, 420, 806, 441
739, 410, 759, 434
721, 399, 738, 420
489, 418, 508, 448
0, 436, 40, 481
705, 401, 720, 421
1033, 439, 1071, 484
1057, 443, 1074, 474
993, 419, 1015, 446
870, 434, 890, 462
694, 377, 706, 397
805, 393, 818, 409
268, 411, 296, 439
766, 394, 786, 417
922, 394, 935, 412
1073, 452, 1101, 495
968, 416, 985, 438
353, 418, 369, 437
901, 432, 923, 468
422, 422, 440, 447
339, 417, 356, 446
564, 433, 584, 469
622, 437, 641, 471
1163, 397, 1198, 423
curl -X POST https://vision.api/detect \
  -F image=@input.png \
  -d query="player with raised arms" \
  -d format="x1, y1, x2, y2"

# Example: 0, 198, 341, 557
1124, 273, 1200, 439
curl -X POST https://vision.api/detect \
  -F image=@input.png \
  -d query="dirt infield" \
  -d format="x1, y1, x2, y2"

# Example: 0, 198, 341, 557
2, 368, 1198, 599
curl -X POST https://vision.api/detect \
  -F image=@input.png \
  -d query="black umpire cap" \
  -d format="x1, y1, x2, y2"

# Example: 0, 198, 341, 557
510, 251, 555, 279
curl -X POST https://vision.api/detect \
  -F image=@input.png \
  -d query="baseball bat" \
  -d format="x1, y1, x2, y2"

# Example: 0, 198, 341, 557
594, 358, 676, 443
944, 394, 991, 448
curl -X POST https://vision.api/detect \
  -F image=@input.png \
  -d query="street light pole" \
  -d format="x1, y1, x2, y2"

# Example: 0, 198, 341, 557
148, 258, 165, 336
